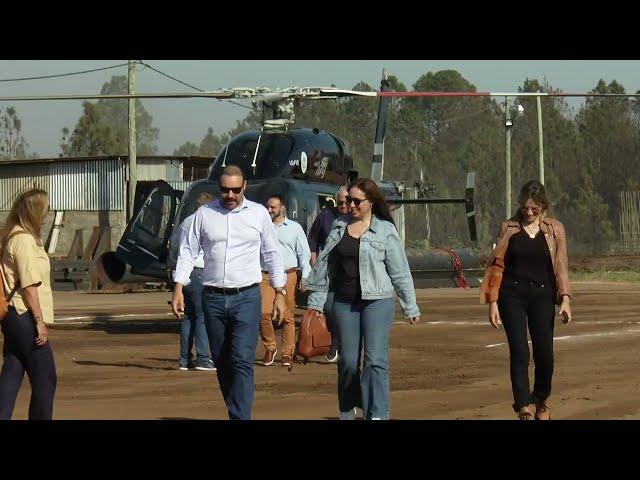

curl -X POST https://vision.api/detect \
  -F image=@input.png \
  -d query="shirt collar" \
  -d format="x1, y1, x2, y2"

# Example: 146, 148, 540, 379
274, 217, 290, 227
212, 198, 249, 213
369, 215, 380, 233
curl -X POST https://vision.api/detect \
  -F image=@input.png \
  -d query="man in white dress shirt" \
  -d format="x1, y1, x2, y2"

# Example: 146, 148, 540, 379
171, 165, 286, 420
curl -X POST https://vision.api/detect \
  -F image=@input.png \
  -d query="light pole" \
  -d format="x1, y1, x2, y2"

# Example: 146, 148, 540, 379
536, 94, 544, 185
504, 97, 524, 220
505, 97, 512, 220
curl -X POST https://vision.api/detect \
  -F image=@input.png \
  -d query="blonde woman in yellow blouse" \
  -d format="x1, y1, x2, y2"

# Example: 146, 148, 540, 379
0, 188, 57, 420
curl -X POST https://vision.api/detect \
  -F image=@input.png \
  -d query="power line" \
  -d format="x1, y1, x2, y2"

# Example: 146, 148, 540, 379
139, 61, 253, 110
0, 62, 131, 83
139, 61, 204, 92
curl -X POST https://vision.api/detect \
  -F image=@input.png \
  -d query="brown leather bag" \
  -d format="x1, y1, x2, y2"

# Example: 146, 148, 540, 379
296, 309, 332, 362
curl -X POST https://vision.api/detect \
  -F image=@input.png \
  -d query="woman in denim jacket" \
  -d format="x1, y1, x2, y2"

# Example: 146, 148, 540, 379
307, 178, 420, 420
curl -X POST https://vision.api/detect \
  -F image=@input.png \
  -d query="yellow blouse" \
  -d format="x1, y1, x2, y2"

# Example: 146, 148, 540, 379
1, 227, 54, 324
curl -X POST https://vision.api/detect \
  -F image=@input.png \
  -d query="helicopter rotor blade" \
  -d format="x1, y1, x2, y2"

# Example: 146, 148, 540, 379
0, 90, 239, 102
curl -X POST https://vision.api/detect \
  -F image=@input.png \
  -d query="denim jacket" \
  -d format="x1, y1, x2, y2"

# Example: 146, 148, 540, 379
306, 215, 420, 318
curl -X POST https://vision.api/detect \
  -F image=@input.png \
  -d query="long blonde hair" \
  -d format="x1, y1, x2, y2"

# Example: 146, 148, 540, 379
1, 188, 49, 247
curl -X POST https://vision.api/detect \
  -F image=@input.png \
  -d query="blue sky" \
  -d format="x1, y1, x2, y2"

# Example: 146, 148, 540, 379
1, 60, 638, 157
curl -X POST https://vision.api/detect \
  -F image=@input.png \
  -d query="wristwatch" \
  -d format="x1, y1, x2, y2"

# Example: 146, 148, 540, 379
275, 287, 287, 296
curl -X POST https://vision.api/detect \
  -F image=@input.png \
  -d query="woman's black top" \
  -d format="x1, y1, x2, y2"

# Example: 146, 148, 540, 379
333, 231, 361, 303
504, 228, 554, 285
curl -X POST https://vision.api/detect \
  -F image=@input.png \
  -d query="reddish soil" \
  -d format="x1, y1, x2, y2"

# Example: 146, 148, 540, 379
2, 282, 640, 419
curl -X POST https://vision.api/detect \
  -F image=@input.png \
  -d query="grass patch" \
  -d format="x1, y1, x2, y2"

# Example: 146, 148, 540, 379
570, 271, 640, 283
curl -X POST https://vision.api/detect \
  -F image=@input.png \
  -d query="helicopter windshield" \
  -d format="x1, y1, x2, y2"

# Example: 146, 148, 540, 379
210, 132, 294, 180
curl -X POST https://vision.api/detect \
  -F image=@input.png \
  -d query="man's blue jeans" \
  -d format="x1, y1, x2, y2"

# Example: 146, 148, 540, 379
180, 268, 211, 367
333, 298, 394, 420
201, 284, 261, 420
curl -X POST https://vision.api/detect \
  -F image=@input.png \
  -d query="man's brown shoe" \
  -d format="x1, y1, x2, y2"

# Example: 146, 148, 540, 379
282, 355, 293, 371
263, 349, 277, 366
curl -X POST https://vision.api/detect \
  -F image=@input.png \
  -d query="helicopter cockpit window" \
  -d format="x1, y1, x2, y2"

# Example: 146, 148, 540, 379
131, 191, 173, 253
210, 134, 294, 180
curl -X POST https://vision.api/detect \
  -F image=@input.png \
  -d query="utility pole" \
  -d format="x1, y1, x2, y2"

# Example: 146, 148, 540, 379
505, 97, 512, 220
536, 94, 545, 185
128, 60, 137, 220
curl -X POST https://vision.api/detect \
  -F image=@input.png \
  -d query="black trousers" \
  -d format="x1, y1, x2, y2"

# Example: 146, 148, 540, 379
498, 275, 556, 411
0, 307, 57, 420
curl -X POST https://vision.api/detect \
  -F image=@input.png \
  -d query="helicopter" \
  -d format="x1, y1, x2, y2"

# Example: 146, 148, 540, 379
97, 73, 481, 291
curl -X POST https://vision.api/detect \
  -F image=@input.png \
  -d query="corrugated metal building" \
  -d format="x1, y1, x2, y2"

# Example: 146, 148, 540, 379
0, 155, 212, 254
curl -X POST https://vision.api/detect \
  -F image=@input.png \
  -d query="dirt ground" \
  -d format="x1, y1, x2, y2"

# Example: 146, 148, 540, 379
2, 282, 640, 420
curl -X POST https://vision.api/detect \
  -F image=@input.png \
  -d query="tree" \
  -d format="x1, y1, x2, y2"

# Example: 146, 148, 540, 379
172, 141, 199, 156
566, 167, 616, 254
60, 102, 118, 156
575, 79, 640, 236
173, 127, 229, 157
60, 75, 160, 156
97, 76, 159, 155
198, 127, 228, 156
0, 106, 29, 160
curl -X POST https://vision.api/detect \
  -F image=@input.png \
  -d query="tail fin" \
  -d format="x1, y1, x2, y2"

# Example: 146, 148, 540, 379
371, 69, 392, 182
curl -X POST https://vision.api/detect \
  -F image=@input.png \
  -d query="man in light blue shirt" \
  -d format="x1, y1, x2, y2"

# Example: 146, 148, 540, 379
260, 194, 311, 369
171, 166, 286, 420
168, 191, 214, 371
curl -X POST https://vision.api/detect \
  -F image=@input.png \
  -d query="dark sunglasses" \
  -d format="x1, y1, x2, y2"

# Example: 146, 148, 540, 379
345, 196, 367, 207
337, 201, 347, 206
520, 206, 541, 214
220, 186, 243, 194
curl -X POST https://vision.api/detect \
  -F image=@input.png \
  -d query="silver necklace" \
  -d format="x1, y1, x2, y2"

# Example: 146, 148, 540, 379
523, 222, 540, 238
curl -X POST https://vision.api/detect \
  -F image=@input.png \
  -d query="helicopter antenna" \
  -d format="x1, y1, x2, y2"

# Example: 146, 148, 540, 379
251, 132, 263, 175
221, 139, 230, 167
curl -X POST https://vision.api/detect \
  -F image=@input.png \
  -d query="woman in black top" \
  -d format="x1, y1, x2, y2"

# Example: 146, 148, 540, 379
484, 180, 572, 420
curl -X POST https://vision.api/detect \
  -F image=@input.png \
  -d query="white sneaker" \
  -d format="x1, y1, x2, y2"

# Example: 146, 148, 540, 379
339, 408, 357, 420
325, 349, 339, 363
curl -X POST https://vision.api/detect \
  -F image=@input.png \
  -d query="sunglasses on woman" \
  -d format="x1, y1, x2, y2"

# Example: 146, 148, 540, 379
345, 196, 368, 207
220, 186, 243, 194
520, 206, 541, 215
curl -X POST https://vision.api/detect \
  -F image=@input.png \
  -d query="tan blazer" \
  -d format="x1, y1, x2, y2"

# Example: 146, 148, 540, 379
480, 216, 571, 305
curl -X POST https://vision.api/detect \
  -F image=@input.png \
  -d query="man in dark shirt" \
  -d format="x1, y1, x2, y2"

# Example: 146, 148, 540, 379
308, 186, 349, 267
307, 186, 349, 362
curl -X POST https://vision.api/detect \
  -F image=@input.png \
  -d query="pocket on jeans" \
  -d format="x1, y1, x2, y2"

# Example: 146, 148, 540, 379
499, 279, 519, 296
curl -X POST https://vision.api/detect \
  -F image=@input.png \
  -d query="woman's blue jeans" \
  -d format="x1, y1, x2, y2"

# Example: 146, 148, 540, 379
333, 298, 394, 420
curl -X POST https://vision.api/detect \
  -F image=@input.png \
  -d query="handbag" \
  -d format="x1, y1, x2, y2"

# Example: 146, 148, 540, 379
296, 308, 332, 362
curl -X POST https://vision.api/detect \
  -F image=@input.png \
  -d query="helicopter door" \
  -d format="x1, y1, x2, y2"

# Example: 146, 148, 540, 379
299, 191, 322, 234
116, 180, 181, 274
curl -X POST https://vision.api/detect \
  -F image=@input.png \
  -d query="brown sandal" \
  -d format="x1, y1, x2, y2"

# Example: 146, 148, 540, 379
535, 401, 550, 420
517, 405, 534, 420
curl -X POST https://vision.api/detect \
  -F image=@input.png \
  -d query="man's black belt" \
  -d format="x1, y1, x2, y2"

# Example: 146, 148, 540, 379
204, 283, 260, 295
